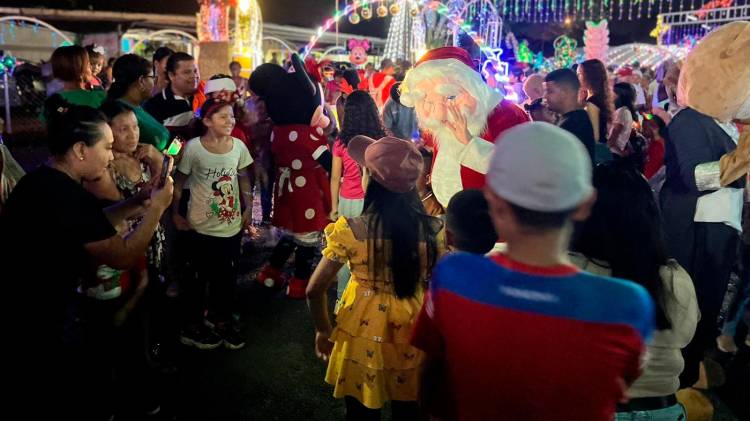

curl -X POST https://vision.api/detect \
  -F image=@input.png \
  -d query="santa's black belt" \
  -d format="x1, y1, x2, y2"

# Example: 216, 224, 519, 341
616, 394, 678, 412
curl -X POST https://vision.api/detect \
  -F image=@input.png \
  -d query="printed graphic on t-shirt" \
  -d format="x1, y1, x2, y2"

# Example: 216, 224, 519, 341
208, 174, 239, 224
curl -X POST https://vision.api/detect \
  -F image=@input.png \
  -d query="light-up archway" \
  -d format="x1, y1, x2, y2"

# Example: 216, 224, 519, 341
123, 29, 199, 56
0, 16, 74, 45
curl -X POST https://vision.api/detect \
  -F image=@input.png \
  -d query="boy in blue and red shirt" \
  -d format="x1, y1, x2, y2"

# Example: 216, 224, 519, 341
411, 122, 655, 421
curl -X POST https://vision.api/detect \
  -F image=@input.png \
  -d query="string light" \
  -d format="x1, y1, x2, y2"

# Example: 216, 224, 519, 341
233, 0, 263, 69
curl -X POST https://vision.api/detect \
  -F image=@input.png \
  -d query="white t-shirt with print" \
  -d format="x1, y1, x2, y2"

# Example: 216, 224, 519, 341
610, 107, 634, 155
177, 137, 253, 237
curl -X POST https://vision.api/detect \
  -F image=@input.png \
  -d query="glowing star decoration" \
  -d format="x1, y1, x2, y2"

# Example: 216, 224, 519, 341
233, 0, 263, 69
583, 20, 609, 61
553, 35, 578, 68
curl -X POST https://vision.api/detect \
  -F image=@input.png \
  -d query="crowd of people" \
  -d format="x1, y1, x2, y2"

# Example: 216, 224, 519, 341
0, 26, 748, 421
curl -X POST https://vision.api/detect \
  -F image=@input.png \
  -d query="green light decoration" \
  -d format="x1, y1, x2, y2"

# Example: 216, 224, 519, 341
553, 35, 578, 68
517, 40, 533, 63
0, 53, 16, 76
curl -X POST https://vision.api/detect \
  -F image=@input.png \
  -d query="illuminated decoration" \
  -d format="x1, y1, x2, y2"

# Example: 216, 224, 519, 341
350, 12, 362, 24
607, 43, 689, 69
657, 0, 749, 46
481, 48, 520, 102
0, 53, 16, 76
650, 15, 671, 42
384, 1, 426, 61
516, 39, 533, 63
696, 0, 733, 18
232, 0, 263, 70
362, 5, 374, 19
533, 51, 545, 69
411, 3, 421, 15
0, 16, 74, 48
390, 2, 402, 14
553, 35, 578, 68
306, 0, 509, 69
406, 0, 731, 23
198, 0, 231, 42
583, 20, 609, 61
455, 0, 504, 50
377, 3, 390, 16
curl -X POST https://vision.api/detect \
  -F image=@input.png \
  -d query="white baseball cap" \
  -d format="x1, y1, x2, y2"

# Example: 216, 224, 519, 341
487, 122, 593, 212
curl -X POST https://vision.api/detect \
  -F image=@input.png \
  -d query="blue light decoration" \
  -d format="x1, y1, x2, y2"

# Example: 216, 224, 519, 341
121, 37, 132, 53
481, 48, 519, 102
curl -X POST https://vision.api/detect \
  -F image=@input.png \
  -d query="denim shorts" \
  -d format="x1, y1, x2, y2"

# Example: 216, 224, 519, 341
614, 403, 686, 421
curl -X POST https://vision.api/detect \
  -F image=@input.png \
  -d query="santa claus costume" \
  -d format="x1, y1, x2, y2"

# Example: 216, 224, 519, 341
400, 47, 530, 208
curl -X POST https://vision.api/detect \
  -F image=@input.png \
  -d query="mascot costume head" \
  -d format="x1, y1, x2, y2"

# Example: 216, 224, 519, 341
249, 54, 333, 299
398, 46, 529, 208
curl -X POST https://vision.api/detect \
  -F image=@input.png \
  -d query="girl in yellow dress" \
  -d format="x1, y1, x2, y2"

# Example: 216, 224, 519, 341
306, 135, 443, 420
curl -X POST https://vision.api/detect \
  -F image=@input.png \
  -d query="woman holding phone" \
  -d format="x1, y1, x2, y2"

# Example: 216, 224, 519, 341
0, 98, 173, 418
85, 101, 167, 271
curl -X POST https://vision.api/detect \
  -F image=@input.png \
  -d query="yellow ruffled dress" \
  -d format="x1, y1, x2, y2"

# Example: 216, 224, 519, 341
322, 216, 436, 409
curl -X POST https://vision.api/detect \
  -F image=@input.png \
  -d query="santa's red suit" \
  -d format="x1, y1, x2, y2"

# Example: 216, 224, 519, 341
423, 100, 529, 206
270, 124, 332, 233
358, 71, 396, 109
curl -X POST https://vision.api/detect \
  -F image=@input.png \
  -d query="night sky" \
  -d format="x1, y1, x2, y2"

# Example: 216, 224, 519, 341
7, 0, 659, 52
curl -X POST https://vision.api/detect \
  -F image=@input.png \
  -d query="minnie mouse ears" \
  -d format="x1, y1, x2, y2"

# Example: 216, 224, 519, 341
348, 38, 371, 51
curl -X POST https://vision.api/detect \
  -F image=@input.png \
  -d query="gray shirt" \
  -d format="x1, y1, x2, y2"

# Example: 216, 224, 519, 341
382, 98, 418, 141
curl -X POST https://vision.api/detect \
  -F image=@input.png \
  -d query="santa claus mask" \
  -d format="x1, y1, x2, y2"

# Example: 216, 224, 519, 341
413, 77, 480, 134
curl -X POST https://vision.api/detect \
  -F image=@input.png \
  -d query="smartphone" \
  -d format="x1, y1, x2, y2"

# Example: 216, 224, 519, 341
165, 137, 183, 156
159, 154, 171, 188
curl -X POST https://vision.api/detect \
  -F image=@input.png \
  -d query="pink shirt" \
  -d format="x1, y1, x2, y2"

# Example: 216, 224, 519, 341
333, 139, 364, 200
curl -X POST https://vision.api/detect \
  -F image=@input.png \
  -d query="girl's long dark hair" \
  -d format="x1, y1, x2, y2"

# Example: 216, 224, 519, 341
339, 90, 386, 146
107, 54, 151, 101
579, 59, 614, 140
363, 180, 441, 299
613, 82, 638, 122
571, 162, 671, 329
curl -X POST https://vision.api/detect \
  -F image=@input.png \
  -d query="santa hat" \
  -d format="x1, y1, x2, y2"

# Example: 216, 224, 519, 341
213, 175, 232, 195
416, 46, 476, 70
205, 78, 237, 94
617, 67, 634, 78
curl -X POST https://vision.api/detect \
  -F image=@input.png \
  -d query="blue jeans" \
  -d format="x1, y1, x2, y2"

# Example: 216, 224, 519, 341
615, 403, 686, 421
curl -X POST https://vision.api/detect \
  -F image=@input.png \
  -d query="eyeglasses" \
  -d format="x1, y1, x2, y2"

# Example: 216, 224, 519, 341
420, 95, 456, 114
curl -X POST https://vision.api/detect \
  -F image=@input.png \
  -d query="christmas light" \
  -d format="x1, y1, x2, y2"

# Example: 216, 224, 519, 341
233, 0, 263, 69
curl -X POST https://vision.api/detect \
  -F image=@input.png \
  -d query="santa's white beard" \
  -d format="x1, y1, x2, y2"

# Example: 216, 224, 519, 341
420, 104, 489, 148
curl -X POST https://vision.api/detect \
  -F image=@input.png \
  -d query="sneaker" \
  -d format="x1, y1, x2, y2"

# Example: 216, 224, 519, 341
215, 323, 246, 350
179, 325, 223, 350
